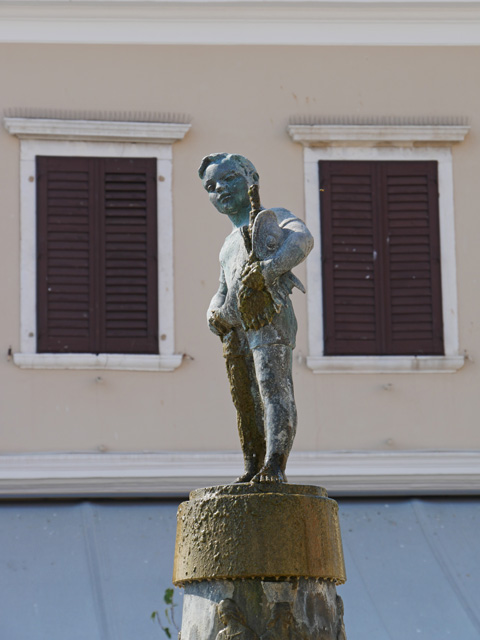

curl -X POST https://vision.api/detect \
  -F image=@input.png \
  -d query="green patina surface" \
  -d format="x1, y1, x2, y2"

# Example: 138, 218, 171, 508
199, 154, 313, 484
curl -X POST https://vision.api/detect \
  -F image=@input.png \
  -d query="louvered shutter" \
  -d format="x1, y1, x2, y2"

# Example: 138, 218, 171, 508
37, 156, 158, 354
320, 160, 443, 356
320, 162, 382, 355
100, 158, 158, 354
37, 157, 95, 353
382, 161, 443, 355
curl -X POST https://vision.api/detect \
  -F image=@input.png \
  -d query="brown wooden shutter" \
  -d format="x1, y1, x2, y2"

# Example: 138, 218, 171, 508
320, 162, 382, 355
101, 158, 158, 354
381, 161, 443, 355
37, 157, 95, 353
320, 160, 443, 356
37, 156, 158, 354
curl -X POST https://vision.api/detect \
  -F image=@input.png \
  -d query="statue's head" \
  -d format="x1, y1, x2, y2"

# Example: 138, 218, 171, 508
198, 153, 259, 216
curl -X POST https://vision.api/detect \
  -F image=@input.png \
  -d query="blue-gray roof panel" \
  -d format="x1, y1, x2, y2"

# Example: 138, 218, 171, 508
340, 498, 480, 639
1, 497, 478, 639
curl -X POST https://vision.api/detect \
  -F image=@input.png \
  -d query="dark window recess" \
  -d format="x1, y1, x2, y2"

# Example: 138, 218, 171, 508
37, 156, 158, 354
320, 160, 444, 356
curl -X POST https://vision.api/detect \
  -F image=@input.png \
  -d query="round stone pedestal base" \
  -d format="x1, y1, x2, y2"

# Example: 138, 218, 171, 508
181, 578, 346, 640
173, 483, 345, 584
173, 484, 347, 639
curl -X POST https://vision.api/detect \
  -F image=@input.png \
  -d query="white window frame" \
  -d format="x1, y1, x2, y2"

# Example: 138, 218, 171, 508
288, 123, 470, 373
5, 117, 191, 371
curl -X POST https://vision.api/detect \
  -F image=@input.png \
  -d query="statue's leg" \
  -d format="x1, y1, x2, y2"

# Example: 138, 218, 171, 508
250, 344, 296, 483
223, 330, 266, 483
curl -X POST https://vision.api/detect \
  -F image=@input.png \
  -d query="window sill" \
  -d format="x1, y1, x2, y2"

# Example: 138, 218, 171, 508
13, 353, 183, 372
306, 355, 465, 374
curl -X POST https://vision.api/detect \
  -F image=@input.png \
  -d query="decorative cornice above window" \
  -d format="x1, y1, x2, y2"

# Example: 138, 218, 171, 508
4, 117, 191, 144
287, 123, 470, 147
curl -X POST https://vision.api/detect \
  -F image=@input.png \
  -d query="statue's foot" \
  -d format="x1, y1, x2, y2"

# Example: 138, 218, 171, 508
233, 454, 265, 484
234, 470, 257, 483
252, 462, 287, 484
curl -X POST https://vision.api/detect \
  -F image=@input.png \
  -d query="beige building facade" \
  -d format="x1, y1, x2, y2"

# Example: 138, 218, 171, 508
0, 1, 479, 496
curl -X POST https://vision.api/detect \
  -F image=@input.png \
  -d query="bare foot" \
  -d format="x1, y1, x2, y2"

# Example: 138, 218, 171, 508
252, 463, 287, 483
235, 470, 256, 483
234, 457, 264, 483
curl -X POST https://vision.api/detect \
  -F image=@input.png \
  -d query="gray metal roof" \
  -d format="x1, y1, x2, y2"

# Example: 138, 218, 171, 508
1, 497, 478, 639
340, 498, 480, 639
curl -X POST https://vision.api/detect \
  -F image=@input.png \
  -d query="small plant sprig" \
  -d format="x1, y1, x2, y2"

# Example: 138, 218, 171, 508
151, 588, 180, 639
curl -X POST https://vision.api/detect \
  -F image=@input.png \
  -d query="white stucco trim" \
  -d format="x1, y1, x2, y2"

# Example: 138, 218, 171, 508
4, 118, 191, 144
0, 450, 479, 498
287, 124, 471, 146
5, 118, 191, 371
305, 355, 465, 374
288, 125, 468, 374
2, 1, 480, 46
12, 353, 183, 371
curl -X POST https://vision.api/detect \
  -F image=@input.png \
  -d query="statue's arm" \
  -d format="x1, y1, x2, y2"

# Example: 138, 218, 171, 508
208, 275, 227, 312
207, 268, 229, 337
254, 216, 313, 287
269, 217, 313, 277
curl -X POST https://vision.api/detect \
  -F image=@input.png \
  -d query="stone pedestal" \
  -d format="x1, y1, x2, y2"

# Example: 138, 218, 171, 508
173, 484, 347, 640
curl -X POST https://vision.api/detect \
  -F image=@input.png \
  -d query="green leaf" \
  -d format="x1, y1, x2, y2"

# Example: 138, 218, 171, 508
162, 627, 172, 639
164, 588, 174, 605
151, 611, 158, 622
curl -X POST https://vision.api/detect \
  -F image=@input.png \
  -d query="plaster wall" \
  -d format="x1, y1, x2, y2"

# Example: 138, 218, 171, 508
0, 44, 479, 454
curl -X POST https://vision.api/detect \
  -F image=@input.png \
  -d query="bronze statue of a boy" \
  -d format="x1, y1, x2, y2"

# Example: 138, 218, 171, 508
199, 153, 313, 483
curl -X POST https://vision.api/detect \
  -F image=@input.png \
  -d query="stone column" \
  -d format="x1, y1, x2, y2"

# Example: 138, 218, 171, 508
173, 483, 347, 640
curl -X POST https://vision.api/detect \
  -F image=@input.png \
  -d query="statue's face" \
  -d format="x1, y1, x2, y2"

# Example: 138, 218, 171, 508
202, 159, 251, 215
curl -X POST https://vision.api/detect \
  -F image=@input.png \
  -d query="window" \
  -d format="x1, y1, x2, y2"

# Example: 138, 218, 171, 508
288, 122, 469, 373
5, 116, 191, 370
37, 156, 158, 355
320, 160, 443, 357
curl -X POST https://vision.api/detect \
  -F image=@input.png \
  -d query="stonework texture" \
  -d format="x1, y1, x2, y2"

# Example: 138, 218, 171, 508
181, 578, 346, 640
